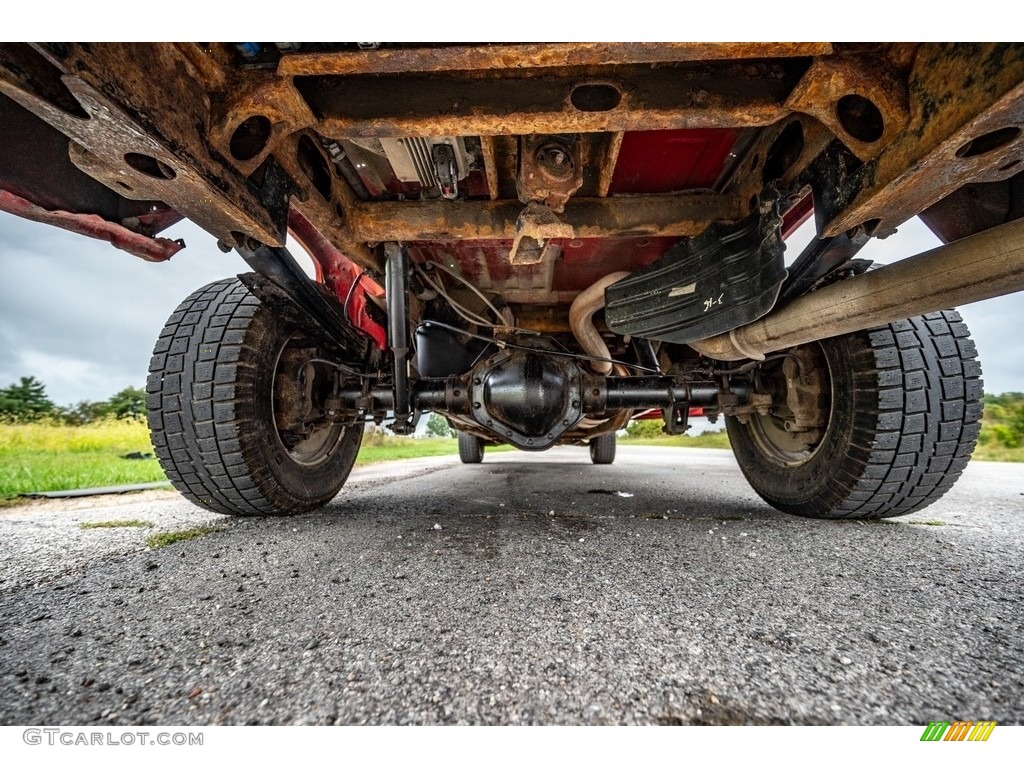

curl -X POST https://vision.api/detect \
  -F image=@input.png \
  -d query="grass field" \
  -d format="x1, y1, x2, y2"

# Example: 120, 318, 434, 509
0, 420, 504, 499
0, 419, 167, 499
620, 425, 1023, 462
1, 416, 1019, 501
359, 436, 490, 464
972, 443, 1024, 462
618, 428, 1019, 462
620, 430, 732, 450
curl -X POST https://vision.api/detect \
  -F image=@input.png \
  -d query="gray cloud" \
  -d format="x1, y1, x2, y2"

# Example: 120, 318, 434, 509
0, 216, 241, 404
1, 211, 1022, 408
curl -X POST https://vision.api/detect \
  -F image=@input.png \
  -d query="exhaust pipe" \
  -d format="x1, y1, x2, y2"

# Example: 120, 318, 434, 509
570, 270, 630, 374
691, 217, 1024, 361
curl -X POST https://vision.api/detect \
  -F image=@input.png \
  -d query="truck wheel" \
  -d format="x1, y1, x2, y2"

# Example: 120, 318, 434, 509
589, 433, 617, 464
457, 431, 484, 464
726, 311, 983, 519
147, 277, 363, 516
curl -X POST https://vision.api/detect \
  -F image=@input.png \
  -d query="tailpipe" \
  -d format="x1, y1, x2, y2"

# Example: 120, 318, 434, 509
691, 217, 1024, 361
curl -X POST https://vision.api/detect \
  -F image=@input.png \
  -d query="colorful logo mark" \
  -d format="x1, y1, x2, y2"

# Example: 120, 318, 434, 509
920, 721, 997, 742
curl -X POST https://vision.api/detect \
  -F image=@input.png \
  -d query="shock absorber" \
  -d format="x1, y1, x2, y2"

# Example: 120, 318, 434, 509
385, 242, 414, 434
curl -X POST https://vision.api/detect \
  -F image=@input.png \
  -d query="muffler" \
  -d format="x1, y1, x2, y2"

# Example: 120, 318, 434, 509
691, 217, 1024, 361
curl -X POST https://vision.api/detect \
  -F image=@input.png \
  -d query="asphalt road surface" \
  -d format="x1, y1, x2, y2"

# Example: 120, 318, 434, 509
1, 446, 1021, 725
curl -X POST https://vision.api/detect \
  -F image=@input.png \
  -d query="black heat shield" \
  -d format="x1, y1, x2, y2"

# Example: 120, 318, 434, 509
604, 201, 786, 345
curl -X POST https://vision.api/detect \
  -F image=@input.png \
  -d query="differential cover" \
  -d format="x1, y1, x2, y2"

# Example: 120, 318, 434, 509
471, 349, 583, 450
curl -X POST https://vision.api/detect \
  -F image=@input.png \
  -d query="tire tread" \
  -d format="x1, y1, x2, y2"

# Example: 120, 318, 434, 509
589, 433, 617, 465
457, 431, 484, 464
148, 278, 358, 516
729, 310, 983, 519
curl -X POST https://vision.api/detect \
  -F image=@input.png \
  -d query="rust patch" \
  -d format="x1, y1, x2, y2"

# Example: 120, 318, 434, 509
596, 131, 625, 197
825, 43, 1024, 236
176, 42, 232, 91
209, 76, 316, 176
509, 203, 575, 266
1, 44, 285, 246
786, 53, 910, 161
479, 135, 499, 201
516, 135, 584, 212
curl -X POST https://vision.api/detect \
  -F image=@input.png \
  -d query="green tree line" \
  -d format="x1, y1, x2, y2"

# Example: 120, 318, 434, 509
0, 376, 146, 424
979, 392, 1024, 448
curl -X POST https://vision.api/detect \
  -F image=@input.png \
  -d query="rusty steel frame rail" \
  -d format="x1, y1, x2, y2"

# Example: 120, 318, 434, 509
823, 44, 1024, 238
0, 43, 287, 247
277, 42, 834, 77
307, 83, 794, 143
348, 192, 743, 242
690, 217, 1024, 361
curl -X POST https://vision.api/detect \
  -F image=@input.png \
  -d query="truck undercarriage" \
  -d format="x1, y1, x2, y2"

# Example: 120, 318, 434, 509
1, 42, 1022, 518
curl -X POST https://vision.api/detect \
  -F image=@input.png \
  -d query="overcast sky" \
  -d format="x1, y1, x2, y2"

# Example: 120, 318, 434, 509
1, 211, 1022, 407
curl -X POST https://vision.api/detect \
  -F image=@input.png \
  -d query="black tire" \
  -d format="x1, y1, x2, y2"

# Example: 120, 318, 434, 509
726, 311, 983, 519
457, 431, 484, 464
147, 277, 363, 516
589, 433, 617, 464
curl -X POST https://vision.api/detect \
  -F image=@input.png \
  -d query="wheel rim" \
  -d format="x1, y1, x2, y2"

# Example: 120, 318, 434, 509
270, 334, 348, 468
747, 411, 820, 467
746, 344, 833, 468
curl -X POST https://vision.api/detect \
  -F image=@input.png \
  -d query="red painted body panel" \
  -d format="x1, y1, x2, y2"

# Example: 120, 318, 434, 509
0, 188, 184, 262
407, 237, 679, 297
287, 210, 387, 349
609, 129, 738, 194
